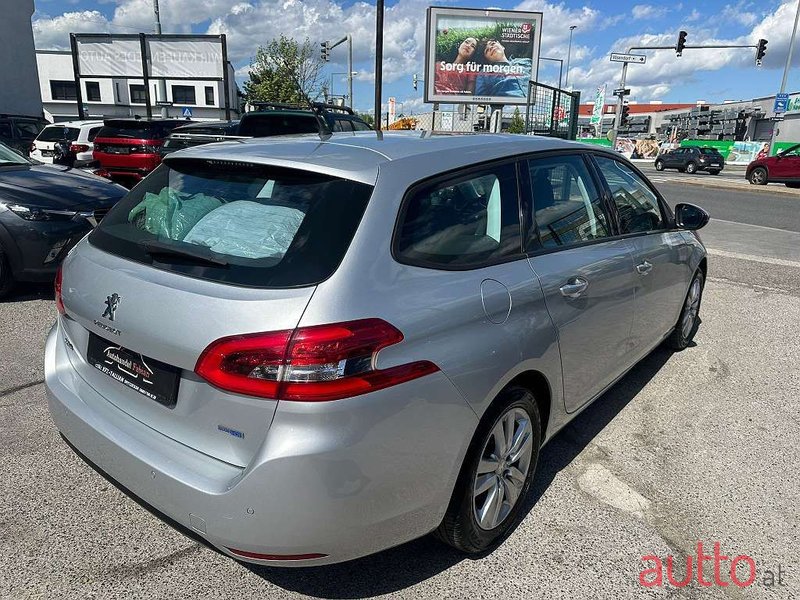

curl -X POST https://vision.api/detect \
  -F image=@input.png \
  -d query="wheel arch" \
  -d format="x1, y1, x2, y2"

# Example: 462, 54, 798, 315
489, 370, 552, 445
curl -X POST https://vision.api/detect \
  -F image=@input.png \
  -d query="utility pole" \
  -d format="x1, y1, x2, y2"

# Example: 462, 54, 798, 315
565, 25, 577, 89
153, 0, 168, 118
772, 0, 800, 152
375, 0, 384, 130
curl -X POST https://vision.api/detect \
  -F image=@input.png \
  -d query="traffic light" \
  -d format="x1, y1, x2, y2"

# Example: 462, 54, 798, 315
756, 39, 768, 65
320, 41, 330, 62
412, 73, 418, 91
676, 30, 687, 56
620, 103, 630, 126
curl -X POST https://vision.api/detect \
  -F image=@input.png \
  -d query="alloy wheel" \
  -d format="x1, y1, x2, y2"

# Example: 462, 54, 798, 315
681, 277, 702, 339
473, 407, 534, 531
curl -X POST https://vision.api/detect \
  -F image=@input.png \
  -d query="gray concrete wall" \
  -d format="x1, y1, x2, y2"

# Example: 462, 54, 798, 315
0, 0, 42, 116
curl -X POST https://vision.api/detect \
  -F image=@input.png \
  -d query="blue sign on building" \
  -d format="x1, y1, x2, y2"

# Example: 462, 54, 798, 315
774, 93, 789, 114
182, 107, 193, 118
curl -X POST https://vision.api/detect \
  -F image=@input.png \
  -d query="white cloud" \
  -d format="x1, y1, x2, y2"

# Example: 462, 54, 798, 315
631, 4, 668, 20
685, 9, 701, 22
721, 2, 759, 26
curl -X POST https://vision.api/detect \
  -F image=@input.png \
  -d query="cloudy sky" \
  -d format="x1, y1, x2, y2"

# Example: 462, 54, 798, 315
31, 0, 800, 114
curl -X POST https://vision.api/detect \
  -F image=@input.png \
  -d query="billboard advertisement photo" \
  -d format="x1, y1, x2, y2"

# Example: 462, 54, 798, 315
425, 7, 542, 106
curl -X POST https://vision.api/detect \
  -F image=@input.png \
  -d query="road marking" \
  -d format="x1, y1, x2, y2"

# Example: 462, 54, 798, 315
713, 218, 800, 235
706, 248, 800, 268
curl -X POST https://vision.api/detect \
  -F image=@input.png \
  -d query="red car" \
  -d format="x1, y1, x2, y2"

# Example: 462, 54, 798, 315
93, 119, 190, 186
746, 143, 800, 187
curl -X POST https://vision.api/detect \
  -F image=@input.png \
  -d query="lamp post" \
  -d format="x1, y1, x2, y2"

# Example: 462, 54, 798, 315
565, 25, 577, 89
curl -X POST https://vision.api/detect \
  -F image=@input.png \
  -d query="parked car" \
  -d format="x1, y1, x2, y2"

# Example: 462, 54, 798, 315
92, 119, 190, 186
46, 133, 708, 566
0, 142, 126, 297
0, 114, 48, 156
654, 146, 725, 174
239, 102, 372, 137
160, 120, 242, 157
746, 142, 800, 187
31, 121, 104, 166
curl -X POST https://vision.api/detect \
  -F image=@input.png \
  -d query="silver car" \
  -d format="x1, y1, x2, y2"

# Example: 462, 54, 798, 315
45, 132, 708, 566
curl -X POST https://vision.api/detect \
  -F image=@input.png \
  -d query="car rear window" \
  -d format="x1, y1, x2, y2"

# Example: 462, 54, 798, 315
89, 159, 373, 288
36, 126, 81, 142
699, 148, 722, 155
238, 114, 320, 137
96, 121, 184, 140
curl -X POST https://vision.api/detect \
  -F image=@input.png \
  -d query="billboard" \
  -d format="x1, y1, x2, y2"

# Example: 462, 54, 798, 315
425, 7, 542, 106
75, 34, 225, 79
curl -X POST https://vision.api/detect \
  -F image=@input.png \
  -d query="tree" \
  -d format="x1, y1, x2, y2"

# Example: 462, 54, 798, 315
357, 112, 375, 127
243, 36, 325, 106
507, 107, 526, 134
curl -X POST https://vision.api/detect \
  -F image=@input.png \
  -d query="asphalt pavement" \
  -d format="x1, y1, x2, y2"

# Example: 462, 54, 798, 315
0, 172, 798, 599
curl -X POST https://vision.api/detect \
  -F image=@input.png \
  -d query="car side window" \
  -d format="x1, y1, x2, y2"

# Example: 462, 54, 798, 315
396, 163, 521, 268
595, 156, 665, 234
14, 121, 42, 139
352, 120, 372, 131
0, 121, 11, 139
527, 154, 610, 249
87, 127, 102, 142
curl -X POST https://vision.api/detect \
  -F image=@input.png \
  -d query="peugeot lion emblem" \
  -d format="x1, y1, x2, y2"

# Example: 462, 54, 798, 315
102, 293, 121, 321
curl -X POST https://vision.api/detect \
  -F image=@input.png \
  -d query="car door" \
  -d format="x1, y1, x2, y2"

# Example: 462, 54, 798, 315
663, 149, 680, 168
772, 144, 800, 180
592, 155, 693, 351
524, 153, 638, 412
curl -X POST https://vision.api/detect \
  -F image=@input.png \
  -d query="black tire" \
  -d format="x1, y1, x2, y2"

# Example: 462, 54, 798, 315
0, 245, 15, 300
748, 167, 768, 185
685, 161, 698, 174
654, 160, 664, 171
708, 170, 720, 175
435, 386, 541, 554
666, 270, 704, 351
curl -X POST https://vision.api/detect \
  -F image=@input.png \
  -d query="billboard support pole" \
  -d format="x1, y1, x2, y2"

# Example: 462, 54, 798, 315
139, 33, 153, 120
221, 34, 232, 121
69, 33, 85, 120
374, 0, 384, 130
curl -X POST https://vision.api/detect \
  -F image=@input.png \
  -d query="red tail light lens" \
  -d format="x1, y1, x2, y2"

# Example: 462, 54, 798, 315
70, 144, 90, 154
195, 319, 439, 402
54, 264, 65, 315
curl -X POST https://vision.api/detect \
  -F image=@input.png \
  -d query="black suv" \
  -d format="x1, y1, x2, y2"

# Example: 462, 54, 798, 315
239, 102, 372, 136
0, 114, 48, 156
654, 147, 725, 175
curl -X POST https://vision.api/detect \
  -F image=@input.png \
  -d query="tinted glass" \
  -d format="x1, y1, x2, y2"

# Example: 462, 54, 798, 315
96, 122, 183, 140
332, 118, 353, 132
396, 163, 521, 267
87, 127, 102, 142
528, 155, 610, 249
595, 156, 664, 234
352, 120, 372, 131
37, 127, 80, 142
699, 148, 722, 155
238, 114, 320, 137
14, 121, 44, 139
89, 160, 373, 288
0, 144, 31, 164
0, 121, 11, 139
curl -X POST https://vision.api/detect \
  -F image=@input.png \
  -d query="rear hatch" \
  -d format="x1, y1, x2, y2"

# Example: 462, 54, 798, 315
699, 148, 724, 165
93, 121, 185, 172
32, 126, 80, 162
58, 157, 374, 467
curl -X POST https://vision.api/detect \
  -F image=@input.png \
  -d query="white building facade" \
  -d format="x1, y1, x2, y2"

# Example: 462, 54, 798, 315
0, 0, 43, 116
36, 50, 239, 123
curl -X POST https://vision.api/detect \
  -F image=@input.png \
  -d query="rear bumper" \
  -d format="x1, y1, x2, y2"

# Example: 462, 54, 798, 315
45, 323, 477, 566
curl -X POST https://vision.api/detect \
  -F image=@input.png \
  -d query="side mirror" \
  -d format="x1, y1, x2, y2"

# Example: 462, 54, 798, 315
675, 203, 709, 231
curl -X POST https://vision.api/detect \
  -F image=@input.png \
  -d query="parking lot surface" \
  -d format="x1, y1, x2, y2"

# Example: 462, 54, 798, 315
1, 178, 798, 599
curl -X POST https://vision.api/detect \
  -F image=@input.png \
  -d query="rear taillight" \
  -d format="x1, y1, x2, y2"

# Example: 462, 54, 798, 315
195, 319, 439, 402
70, 144, 90, 154
54, 264, 65, 315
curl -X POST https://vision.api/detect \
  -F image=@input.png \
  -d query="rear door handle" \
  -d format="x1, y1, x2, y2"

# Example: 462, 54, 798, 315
560, 277, 589, 298
636, 260, 653, 275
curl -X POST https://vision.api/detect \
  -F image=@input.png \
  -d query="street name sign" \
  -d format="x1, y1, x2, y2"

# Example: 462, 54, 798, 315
610, 53, 646, 64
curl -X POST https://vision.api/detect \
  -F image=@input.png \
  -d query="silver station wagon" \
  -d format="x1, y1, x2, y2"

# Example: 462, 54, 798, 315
45, 132, 709, 566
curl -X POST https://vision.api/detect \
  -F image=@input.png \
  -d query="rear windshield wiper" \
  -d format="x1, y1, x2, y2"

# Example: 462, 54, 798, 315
141, 240, 229, 266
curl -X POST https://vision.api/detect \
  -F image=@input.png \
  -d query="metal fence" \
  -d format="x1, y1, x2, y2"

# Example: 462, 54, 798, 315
525, 81, 580, 139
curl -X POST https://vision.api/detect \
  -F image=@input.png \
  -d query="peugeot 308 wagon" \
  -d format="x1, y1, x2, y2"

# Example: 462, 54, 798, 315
45, 132, 709, 566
